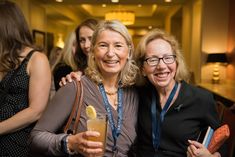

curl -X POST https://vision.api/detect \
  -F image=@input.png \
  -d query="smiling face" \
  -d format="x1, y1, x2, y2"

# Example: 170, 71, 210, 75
143, 38, 177, 89
93, 29, 129, 79
79, 26, 94, 56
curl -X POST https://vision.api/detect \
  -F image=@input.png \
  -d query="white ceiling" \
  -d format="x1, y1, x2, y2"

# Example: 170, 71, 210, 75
32, 0, 187, 30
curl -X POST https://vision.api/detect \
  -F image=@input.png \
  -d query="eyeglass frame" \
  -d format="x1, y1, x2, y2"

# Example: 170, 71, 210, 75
144, 55, 176, 66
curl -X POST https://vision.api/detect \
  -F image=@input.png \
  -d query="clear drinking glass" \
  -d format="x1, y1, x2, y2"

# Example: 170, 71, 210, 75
87, 115, 108, 155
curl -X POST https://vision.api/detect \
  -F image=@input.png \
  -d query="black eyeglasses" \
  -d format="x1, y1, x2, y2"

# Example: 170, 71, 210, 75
144, 55, 176, 66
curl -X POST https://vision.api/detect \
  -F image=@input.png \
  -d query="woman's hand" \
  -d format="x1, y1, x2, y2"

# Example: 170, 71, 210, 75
187, 140, 221, 157
67, 131, 103, 157
59, 71, 83, 87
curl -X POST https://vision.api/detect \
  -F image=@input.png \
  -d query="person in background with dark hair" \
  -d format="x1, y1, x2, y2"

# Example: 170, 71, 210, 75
56, 18, 98, 89
0, 1, 51, 156
74, 18, 98, 72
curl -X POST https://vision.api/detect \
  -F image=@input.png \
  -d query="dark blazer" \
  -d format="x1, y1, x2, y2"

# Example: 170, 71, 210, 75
53, 62, 73, 91
136, 81, 223, 157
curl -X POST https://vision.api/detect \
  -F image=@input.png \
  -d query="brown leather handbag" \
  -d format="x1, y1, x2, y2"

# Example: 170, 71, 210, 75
63, 80, 84, 134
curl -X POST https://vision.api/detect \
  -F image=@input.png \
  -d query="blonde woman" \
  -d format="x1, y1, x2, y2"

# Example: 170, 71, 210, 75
29, 20, 139, 157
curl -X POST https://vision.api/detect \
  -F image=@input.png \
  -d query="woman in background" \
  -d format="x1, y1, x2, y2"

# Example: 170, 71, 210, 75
48, 46, 62, 69
0, 1, 51, 156
48, 46, 63, 98
75, 18, 98, 71
55, 18, 98, 89
52, 31, 77, 91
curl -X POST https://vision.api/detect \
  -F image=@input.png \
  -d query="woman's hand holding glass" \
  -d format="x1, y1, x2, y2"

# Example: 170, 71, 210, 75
187, 140, 221, 157
67, 131, 104, 157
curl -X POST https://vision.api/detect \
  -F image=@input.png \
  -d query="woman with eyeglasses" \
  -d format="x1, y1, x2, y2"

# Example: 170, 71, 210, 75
55, 27, 225, 157
134, 28, 224, 157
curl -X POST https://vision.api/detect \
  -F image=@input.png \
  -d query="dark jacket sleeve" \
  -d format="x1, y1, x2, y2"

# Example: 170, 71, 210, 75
203, 90, 227, 156
53, 63, 73, 91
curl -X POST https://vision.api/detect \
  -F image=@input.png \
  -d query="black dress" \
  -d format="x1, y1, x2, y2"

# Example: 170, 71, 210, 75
53, 62, 73, 91
0, 50, 36, 157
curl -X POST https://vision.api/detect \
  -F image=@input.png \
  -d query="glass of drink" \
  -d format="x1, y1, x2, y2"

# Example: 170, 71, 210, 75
87, 115, 108, 155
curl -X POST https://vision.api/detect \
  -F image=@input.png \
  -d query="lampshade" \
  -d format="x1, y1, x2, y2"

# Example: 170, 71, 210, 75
206, 53, 228, 63
206, 53, 228, 84
105, 11, 135, 25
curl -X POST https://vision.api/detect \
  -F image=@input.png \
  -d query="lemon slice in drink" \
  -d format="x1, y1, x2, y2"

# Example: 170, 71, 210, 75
86, 105, 97, 119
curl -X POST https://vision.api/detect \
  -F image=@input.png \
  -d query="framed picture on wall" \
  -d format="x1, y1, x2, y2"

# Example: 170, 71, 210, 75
32, 30, 45, 49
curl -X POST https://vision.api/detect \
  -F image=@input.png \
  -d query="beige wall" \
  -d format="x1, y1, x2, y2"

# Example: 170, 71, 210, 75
227, 0, 235, 81
190, 0, 202, 83
11, 0, 45, 31
12, 0, 79, 54
11, 0, 31, 25
182, 0, 193, 72
30, 3, 46, 31
181, 0, 202, 84
201, 0, 229, 83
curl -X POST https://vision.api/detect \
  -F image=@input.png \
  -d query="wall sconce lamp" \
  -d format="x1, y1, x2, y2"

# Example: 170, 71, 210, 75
206, 53, 228, 84
56, 34, 64, 48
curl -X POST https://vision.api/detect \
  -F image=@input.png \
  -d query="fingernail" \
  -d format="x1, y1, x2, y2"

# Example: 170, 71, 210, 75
94, 132, 100, 136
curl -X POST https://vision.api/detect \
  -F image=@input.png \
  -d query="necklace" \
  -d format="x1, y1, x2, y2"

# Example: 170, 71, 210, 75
105, 90, 118, 95
106, 92, 118, 106
113, 95, 118, 106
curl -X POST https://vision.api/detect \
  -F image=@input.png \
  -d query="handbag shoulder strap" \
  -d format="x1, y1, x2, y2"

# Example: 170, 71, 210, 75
73, 81, 84, 133
63, 80, 84, 134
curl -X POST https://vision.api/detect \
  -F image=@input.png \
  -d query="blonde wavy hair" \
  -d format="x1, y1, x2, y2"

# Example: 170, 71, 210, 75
85, 20, 139, 87
134, 28, 190, 85
51, 31, 77, 72
61, 31, 77, 71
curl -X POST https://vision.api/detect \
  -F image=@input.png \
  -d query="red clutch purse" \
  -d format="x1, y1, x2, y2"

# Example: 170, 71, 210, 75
208, 124, 230, 153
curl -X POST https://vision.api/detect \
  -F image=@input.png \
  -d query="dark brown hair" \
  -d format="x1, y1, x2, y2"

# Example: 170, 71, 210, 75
0, 0, 34, 73
74, 18, 98, 71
